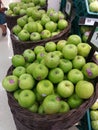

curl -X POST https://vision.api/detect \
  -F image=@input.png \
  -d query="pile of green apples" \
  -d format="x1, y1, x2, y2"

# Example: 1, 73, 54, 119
88, 0, 98, 13
2, 34, 98, 115
90, 99, 98, 130
5, 0, 47, 16
11, 8, 68, 41
80, 25, 92, 43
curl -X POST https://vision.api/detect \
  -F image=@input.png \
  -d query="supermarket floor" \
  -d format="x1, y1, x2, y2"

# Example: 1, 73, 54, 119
0, 1, 79, 130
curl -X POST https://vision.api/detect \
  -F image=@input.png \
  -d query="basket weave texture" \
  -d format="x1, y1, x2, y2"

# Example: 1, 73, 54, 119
6, 64, 98, 130
10, 21, 71, 55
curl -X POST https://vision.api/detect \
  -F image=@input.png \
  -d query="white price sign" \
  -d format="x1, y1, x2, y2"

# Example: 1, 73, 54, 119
91, 27, 98, 48
85, 18, 98, 26
65, 0, 72, 16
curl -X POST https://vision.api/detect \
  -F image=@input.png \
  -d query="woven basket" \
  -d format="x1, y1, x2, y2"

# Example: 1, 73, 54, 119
10, 21, 71, 55
6, 64, 98, 130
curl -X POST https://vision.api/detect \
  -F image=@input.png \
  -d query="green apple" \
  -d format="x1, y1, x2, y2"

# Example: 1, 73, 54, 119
26, 62, 39, 74
38, 104, 44, 114
80, 26, 90, 34
72, 55, 86, 69
13, 6, 20, 15
9, 2, 17, 11
43, 94, 61, 114
90, 110, 98, 120
27, 22, 38, 33
19, 9, 26, 15
23, 49, 35, 63
26, 7, 35, 16
88, 0, 97, 4
36, 79, 54, 97
32, 0, 40, 5
35, 90, 45, 102
45, 21, 57, 33
49, 11, 59, 22
37, 51, 47, 62
12, 54, 25, 67
39, 0, 46, 6
32, 9, 41, 21
89, 1, 98, 12
28, 17, 34, 23
36, 22, 43, 33
58, 11, 65, 19
32, 64, 48, 80
75, 80, 94, 99
57, 80, 74, 98
62, 44, 78, 60
51, 32, 59, 37
67, 69, 84, 84
41, 14, 50, 26
82, 31, 90, 42
59, 100, 70, 113
53, 51, 63, 58
5, 9, 13, 16
59, 59, 72, 73
2, 75, 18, 92
45, 41, 57, 52
34, 45, 45, 55
44, 52, 60, 68
17, 17, 27, 28
18, 89, 36, 108
82, 62, 98, 79
77, 42, 91, 57
12, 66, 26, 77
67, 93, 83, 109
41, 29, 51, 39
12, 25, 22, 36
57, 19, 68, 30
91, 100, 98, 110
28, 102, 38, 113
47, 8, 55, 16
56, 40, 67, 51
48, 67, 64, 84
18, 29, 30, 41
67, 34, 82, 45
19, 73, 35, 89
30, 32, 41, 41
14, 89, 22, 100
91, 120, 98, 130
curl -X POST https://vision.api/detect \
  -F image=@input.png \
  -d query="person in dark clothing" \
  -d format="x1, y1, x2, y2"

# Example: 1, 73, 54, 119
0, 0, 7, 36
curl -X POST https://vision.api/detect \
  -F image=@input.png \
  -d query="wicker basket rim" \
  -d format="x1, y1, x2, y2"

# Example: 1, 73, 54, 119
7, 65, 98, 120
10, 21, 71, 45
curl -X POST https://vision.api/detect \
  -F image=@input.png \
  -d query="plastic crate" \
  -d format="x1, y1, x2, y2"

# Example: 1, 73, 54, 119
85, 0, 98, 17
73, 0, 87, 17
76, 110, 92, 130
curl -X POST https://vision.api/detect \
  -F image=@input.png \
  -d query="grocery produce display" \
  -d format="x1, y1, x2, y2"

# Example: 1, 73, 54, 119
2, 0, 98, 130
2, 34, 98, 114
5, 0, 47, 16
89, 99, 98, 130
12, 9, 68, 41
80, 25, 93, 43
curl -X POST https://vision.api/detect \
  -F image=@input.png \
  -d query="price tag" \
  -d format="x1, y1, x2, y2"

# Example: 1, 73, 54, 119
85, 18, 98, 26
88, 22, 98, 51
86, 22, 98, 61
64, 0, 72, 19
